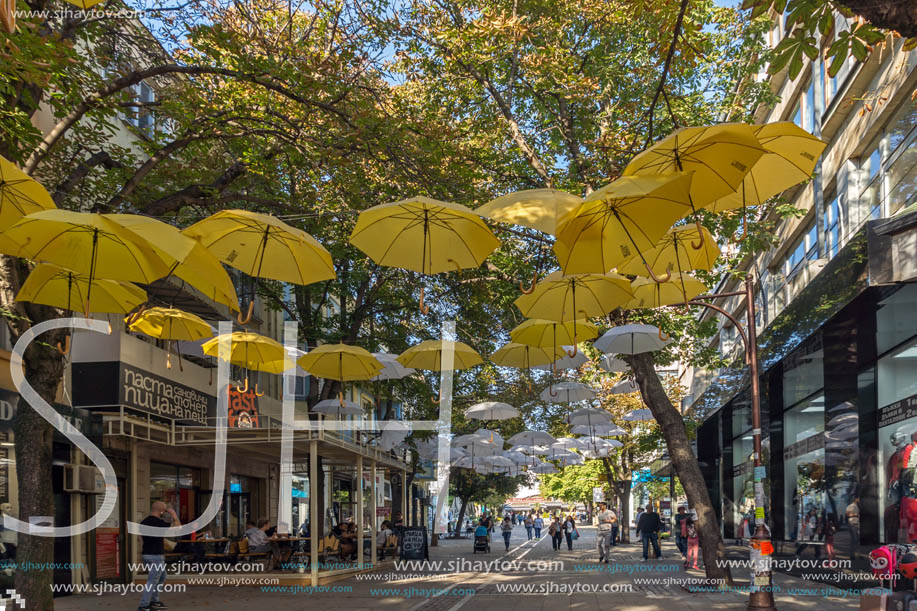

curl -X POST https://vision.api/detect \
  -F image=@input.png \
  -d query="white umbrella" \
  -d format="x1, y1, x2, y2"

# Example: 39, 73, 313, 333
454, 439, 502, 458
454, 456, 490, 469
570, 423, 627, 437
474, 428, 505, 447
530, 462, 558, 474
543, 447, 576, 461
594, 324, 672, 355
583, 448, 611, 459
508, 431, 557, 447
559, 453, 584, 466
611, 378, 639, 394
503, 450, 539, 466
375, 420, 409, 451
540, 381, 596, 403
483, 455, 515, 469
533, 347, 588, 371
452, 433, 488, 446
465, 401, 520, 421
371, 352, 417, 381
449, 447, 468, 463
599, 354, 629, 373
312, 399, 363, 416
566, 407, 613, 426
511, 444, 550, 456
621, 408, 653, 421
552, 437, 585, 451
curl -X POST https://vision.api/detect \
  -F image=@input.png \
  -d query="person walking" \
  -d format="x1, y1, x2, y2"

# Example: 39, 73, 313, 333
563, 514, 576, 551
533, 514, 544, 538
138, 501, 180, 610
674, 506, 689, 560
596, 501, 616, 563
524, 513, 534, 540
501, 513, 514, 551
685, 518, 700, 569
637, 504, 662, 561
549, 517, 563, 550
845, 497, 860, 559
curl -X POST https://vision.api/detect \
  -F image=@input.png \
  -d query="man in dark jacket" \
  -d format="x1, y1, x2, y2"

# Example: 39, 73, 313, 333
636, 504, 662, 561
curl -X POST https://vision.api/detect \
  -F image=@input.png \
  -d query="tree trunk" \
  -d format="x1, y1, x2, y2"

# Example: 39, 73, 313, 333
619, 480, 632, 544
626, 352, 733, 585
835, 0, 917, 38
14, 344, 64, 611
453, 497, 469, 537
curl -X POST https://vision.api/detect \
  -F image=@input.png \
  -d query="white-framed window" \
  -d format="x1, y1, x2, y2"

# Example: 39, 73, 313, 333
823, 194, 840, 258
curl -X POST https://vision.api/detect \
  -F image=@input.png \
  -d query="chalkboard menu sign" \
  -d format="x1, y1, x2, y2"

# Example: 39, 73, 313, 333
399, 526, 429, 561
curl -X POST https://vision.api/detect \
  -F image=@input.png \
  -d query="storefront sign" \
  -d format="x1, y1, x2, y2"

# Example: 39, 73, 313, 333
95, 529, 120, 580
399, 526, 428, 561
122, 365, 213, 425
783, 432, 825, 460
878, 393, 917, 429
732, 462, 749, 477
376, 507, 390, 517
227, 387, 260, 428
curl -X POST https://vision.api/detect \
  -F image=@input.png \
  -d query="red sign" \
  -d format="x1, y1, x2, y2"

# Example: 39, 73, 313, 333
376, 507, 391, 517
228, 387, 260, 428
95, 529, 120, 580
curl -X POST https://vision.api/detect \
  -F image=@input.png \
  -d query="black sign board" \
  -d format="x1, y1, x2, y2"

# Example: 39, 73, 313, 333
399, 526, 429, 561
73, 362, 216, 426
878, 393, 917, 429
783, 431, 825, 461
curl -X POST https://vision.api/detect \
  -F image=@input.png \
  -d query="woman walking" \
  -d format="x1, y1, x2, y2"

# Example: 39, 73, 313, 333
524, 513, 534, 540
550, 517, 563, 550
501, 513, 513, 551
563, 514, 576, 550
533, 514, 544, 538
685, 518, 700, 569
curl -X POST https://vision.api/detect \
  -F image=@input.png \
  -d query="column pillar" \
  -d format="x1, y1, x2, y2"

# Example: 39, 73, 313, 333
310, 440, 318, 587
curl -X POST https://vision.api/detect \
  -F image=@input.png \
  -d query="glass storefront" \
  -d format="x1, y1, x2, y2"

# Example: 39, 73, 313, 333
149, 462, 202, 526
782, 394, 826, 541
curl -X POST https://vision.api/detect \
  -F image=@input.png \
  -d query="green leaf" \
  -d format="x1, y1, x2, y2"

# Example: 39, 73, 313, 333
817, 11, 833, 37
802, 39, 818, 60
767, 48, 793, 74
850, 39, 867, 62
774, 0, 788, 14
788, 53, 804, 79
904, 37, 917, 52
827, 46, 848, 78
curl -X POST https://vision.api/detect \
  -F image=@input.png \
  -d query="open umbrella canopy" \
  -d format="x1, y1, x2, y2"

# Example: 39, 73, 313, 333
16, 263, 146, 314
0, 156, 55, 231
490, 342, 563, 368
108, 214, 240, 312
475, 189, 583, 235
553, 173, 695, 274
542, 446, 576, 461
566, 407, 613, 426
127, 307, 213, 341
5, 210, 170, 285
610, 378, 640, 394
703, 122, 827, 213
449, 447, 468, 463
503, 450, 538, 466
312, 399, 363, 416
454, 440, 502, 458
514, 271, 633, 322
509, 319, 597, 348
482, 455, 515, 468
183, 209, 335, 286
397, 339, 483, 371
375, 421, 410, 451
530, 462, 557, 474
297, 344, 383, 381
594, 324, 672, 355
370, 352, 417, 381
621, 408, 654, 421
616, 224, 720, 278
465, 402, 520, 421
453, 456, 491, 470
624, 274, 708, 309
451, 433, 489, 447
622, 123, 765, 208
474, 428, 505, 447
508, 430, 556, 447
598, 354, 629, 373
571, 423, 627, 437
202, 331, 289, 373
350, 196, 499, 275
552, 437, 585, 451
540, 381, 595, 403
532, 347, 588, 371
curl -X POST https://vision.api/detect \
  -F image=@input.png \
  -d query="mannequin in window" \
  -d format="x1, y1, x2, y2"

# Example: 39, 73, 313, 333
887, 430, 910, 542
900, 432, 917, 542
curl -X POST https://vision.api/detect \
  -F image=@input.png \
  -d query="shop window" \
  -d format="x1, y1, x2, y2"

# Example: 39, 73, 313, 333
149, 462, 201, 526
782, 336, 824, 409
877, 284, 917, 356
731, 433, 755, 538
823, 194, 840, 258
882, 100, 917, 216
782, 394, 826, 541
876, 336, 917, 543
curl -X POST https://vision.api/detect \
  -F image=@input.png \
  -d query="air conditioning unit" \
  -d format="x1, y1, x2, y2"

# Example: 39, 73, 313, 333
63, 464, 106, 494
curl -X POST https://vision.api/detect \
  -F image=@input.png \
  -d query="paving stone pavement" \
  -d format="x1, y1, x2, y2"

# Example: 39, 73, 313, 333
54, 524, 864, 610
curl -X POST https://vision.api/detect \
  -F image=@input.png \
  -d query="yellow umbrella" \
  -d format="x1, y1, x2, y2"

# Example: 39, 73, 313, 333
16, 263, 146, 314
514, 271, 633, 322
108, 214, 240, 313
623, 274, 708, 310
349, 197, 500, 312
509, 319, 598, 348
553, 173, 694, 275
183, 210, 335, 322
704, 123, 827, 240
202, 331, 288, 372
623, 123, 765, 208
490, 342, 565, 368
127, 307, 213, 371
475, 189, 582, 235
5, 210, 169, 315
0, 156, 55, 232
396, 339, 483, 371
616, 224, 720, 279
296, 344, 383, 381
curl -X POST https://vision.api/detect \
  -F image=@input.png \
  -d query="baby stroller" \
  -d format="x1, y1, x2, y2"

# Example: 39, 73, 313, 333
473, 525, 490, 554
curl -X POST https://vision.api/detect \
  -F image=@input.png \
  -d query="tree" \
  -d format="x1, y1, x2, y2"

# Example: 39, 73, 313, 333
449, 469, 524, 536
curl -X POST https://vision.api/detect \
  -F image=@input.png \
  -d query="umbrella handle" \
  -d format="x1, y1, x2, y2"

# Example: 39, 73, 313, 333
339, 391, 345, 407
519, 270, 538, 295
564, 344, 578, 358
124, 304, 148, 327
255, 383, 264, 397
657, 327, 671, 342
732, 218, 749, 244
55, 335, 71, 356
83, 299, 91, 318
447, 258, 462, 272
549, 384, 558, 398
690, 221, 705, 250
643, 262, 671, 283
236, 377, 249, 393
419, 286, 430, 315
237, 302, 254, 325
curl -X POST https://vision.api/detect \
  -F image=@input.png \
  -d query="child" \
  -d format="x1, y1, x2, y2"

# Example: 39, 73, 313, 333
685, 519, 700, 569
824, 517, 837, 561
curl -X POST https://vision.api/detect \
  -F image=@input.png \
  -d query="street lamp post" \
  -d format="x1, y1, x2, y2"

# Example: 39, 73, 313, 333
685, 272, 776, 611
